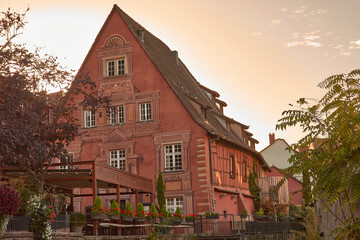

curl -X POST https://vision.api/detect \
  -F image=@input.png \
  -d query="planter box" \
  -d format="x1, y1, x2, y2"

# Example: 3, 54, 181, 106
185, 218, 195, 223
121, 216, 133, 222
159, 217, 170, 223
91, 214, 105, 220
51, 214, 70, 229
172, 219, 182, 225
134, 217, 146, 222
205, 215, 219, 219
70, 225, 84, 233
109, 215, 120, 220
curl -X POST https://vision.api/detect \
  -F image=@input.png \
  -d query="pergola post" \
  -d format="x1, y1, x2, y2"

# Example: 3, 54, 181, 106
135, 189, 139, 205
91, 161, 98, 236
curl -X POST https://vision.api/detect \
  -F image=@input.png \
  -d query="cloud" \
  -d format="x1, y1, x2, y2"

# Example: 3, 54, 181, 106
252, 32, 261, 36
333, 44, 343, 49
294, 6, 306, 14
269, 19, 281, 27
317, 9, 329, 15
281, 7, 288, 12
341, 52, 351, 56
285, 41, 322, 48
349, 39, 360, 49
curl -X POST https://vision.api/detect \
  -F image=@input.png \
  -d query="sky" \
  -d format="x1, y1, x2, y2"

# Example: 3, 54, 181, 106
1, 0, 359, 150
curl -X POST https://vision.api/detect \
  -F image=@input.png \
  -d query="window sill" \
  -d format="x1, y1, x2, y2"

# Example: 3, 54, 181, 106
164, 169, 184, 173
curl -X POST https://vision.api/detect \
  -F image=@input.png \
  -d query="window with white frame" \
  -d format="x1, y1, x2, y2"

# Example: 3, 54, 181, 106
110, 106, 124, 125
110, 150, 126, 170
139, 102, 151, 121
107, 59, 125, 77
165, 144, 182, 171
59, 153, 74, 170
84, 110, 95, 128
166, 197, 183, 214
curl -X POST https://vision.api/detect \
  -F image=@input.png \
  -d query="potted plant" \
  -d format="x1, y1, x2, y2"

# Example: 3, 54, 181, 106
254, 208, 264, 221
172, 207, 183, 225
91, 196, 105, 219
134, 203, 146, 222
184, 213, 196, 223
240, 210, 247, 219
158, 204, 170, 223
205, 211, 219, 219
107, 200, 120, 220
121, 202, 133, 222
0, 185, 19, 237
146, 203, 158, 222
70, 212, 86, 233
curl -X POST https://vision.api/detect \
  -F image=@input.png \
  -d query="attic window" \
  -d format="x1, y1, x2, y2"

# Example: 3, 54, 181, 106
106, 58, 126, 76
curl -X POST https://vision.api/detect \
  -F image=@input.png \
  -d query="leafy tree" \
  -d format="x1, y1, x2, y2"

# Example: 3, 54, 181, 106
156, 172, 165, 208
0, 9, 109, 191
276, 69, 360, 239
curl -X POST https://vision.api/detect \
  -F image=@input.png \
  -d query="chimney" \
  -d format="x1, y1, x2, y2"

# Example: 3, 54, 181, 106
137, 29, 144, 42
172, 50, 179, 64
269, 133, 275, 145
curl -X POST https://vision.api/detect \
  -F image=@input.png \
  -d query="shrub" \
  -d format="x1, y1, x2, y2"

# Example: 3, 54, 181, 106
240, 210, 247, 216
173, 207, 182, 219
185, 213, 196, 220
255, 208, 264, 216
70, 212, 86, 226
125, 202, 133, 217
158, 204, 168, 218
0, 185, 19, 216
156, 172, 165, 208
108, 200, 120, 216
146, 202, 158, 220
91, 196, 104, 214
136, 202, 145, 218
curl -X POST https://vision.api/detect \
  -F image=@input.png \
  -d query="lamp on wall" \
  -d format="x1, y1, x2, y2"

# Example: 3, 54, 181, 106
231, 194, 237, 199
220, 193, 227, 198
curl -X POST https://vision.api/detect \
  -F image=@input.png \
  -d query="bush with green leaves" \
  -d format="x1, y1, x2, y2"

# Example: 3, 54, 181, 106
156, 172, 165, 208
91, 196, 104, 214
173, 207, 182, 219
125, 202, 133, 217
147, 202, 158, 220
240, 210, 247, 216
108, 201, 120, 216
158, 204, 168, 218
135, 202, 145, 218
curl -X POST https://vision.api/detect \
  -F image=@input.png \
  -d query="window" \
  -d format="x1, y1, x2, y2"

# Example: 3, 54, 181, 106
110, 106, 124, 125
59, 153, 74, 170
166, 197, 183, 214
230, 156, 235, 178
84, 110, 95, 128
139, 102, 151, 121
110, 150, 126, 170
165, 144, 182, 171
107, 59, 125, 77
242, 156, 247, 182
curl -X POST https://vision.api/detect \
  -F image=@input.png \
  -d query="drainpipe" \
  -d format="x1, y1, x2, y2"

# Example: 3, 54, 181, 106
208, 135, 219, 186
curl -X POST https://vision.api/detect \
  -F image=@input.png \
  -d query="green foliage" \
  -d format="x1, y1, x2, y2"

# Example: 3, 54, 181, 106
156, 172, 165, 208
109, 200, 120, 215
255, 208, 264, 216
248, 162, 261, 210
276, 69, 360, 239
136, 202, 145, 218
91, 196, 104, 214
148, 202, 158, 219
173, 206, 182, 219
291, 207, 320, 240
125, 202, 133, 217
158, 204, 168, 218
240, 210, 248, 216
70, 212, 86, 226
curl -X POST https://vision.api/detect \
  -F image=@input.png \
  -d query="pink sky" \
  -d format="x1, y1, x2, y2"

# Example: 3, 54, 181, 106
1, 0, 359, 150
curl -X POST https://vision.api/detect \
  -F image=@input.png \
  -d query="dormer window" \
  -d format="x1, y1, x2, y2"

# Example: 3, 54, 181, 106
106, 58, 125, 77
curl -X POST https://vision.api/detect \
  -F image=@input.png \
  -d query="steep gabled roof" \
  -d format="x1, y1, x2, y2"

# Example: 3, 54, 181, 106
107, 5, 269, 170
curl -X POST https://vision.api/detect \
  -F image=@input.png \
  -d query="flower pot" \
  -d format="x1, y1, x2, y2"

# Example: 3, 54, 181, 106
70, 224, 83, 233
134, 217, 146, 222
91, 214, 105, 220
121, 216, 133, 222
159, 217, 170, 223
185, 218, 194, 223
205, 215, 219, 219
240, 215, 247, 219
109, 215, 120, 220
172, 219, 182, 225
0, 215, 10, 237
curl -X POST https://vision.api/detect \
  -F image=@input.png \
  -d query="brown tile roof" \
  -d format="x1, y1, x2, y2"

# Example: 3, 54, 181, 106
112, 5, 269, 170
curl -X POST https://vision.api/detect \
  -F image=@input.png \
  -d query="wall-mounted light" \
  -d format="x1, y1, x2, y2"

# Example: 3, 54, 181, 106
231, 194, 237, 199
220, 193, 227, 198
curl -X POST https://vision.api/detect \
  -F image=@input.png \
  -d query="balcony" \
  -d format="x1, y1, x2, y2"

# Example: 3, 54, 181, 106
258, 177, 289, 204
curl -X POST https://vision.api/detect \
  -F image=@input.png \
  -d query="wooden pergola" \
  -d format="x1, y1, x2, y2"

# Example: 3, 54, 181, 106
1, 161, 154, 235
